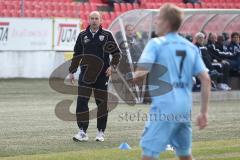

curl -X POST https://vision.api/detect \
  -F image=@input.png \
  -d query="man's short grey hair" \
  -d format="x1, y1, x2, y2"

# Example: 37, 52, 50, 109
195, 32, 205, 39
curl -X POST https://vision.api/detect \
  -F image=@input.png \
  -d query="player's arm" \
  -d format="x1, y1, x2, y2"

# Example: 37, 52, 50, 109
193, 47, 211, 130
69, 33, 83, 84
196, 71, 211, 130
133, 67, 149, 86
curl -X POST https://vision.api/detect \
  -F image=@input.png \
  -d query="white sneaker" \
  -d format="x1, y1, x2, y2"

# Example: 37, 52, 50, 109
73, 129, 89, 142
165, 144, 174, 151
95, 130, 105, 142
217, 83, 231, 91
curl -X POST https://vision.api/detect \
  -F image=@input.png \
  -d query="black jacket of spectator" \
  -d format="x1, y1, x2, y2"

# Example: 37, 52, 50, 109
228, 41, 240, 56
206, 41, 234, 61
195, 42, 213, 70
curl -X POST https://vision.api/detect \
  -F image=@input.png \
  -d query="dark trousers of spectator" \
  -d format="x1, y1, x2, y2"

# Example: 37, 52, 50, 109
227, 55, 240, 72
76, 74, 109, 133
213, 62, 230, 84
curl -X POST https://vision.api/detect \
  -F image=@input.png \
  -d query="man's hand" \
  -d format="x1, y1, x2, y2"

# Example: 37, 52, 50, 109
106, 67, 112, 77
69, 73, 75, 85
133, 68, 148, 86
196, 113, 208, 130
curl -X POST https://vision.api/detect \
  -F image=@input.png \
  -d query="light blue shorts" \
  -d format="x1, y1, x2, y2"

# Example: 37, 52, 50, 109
140, 120, 192, 158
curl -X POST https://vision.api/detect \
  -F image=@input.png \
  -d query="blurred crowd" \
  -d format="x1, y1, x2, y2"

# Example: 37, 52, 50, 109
115, 24, 240, 92
185, 31, 240, 91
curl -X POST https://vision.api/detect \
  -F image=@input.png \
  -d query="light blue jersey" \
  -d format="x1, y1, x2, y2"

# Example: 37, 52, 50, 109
139, 32, 208, 158
138, 32, 207, 120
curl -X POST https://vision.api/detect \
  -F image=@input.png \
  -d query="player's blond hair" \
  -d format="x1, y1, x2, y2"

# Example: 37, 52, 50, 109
159, 3, 183, 32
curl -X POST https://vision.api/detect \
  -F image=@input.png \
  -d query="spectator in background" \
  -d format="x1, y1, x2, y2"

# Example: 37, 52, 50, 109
215, 35, 229, 52
125, 24, 145, 63
116, 24, 145, 64
228, 32, 240, 55
227, 32, 240, 73
222, 32, 230, 46
200, 30, 208, 45
207, 33, 233, 90
207, 33, 234, 63
195, 32, 231, 91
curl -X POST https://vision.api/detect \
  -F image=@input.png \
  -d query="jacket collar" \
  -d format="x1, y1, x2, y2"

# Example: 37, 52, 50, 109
86, 25, 102, 33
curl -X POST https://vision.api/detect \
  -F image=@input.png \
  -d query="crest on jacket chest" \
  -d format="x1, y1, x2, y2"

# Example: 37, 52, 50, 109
99, 35, 105, 41
84, 35, 90, 43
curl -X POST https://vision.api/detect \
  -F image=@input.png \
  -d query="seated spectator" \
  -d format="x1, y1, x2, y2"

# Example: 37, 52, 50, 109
228, 32, 240, 56
222, 32, 230, 46
200, 30, 208, 45
215, 35, 229, 52
215, 34, 240, 74
195, 32, 231, 91
226, 32, 240, 73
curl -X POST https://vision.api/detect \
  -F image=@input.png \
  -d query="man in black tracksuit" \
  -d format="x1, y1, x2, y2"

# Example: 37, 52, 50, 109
69, 11, 121, 142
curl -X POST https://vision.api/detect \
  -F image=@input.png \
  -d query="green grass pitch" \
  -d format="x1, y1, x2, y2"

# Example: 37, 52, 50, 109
0, 79, 240, 160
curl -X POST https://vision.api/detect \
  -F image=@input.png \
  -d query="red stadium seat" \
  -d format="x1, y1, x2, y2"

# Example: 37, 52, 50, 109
145, 3, 151, 9
194, 3, 201, 8
236, 3, 240, 9
126, 3, 133, 10
102, 12, 110, 20
185, 3, 193, 8
110, 12, 118, 21
120, 3, 127, 12
12, 10, 20, 17
201, 3, 211, 8
227, 3, 235, 8
90, 3, 97, 11
225, 0, 234, 2
176, 3, 185, 8
140, 3, 147, 9
133, 3, 139, 9
0, 3, 6, 10
65, 3, 73, 10
114, 3, 120, 12
78, 3, 84, 12
84, 3, 92, 12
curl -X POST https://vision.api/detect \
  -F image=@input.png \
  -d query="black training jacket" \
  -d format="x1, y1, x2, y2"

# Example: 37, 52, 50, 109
69, 25, 121, 78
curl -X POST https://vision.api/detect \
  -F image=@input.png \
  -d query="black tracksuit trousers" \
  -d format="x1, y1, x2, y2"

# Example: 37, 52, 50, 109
76, 74, 109, 133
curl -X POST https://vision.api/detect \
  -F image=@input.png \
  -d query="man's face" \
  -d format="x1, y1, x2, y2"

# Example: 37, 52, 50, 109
197, 36, 204, 46
155, 13, 169, 36
209, 33, 217, 43
89, 13, 101, 29
232, 35, 239, 44
126, 25, 134, 38
217, 36, 224, 45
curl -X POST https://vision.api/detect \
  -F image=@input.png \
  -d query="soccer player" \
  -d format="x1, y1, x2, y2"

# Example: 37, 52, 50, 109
69, 11, 121, 142
133, 4, 211, 160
